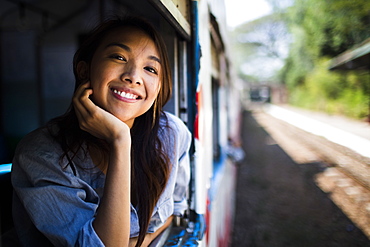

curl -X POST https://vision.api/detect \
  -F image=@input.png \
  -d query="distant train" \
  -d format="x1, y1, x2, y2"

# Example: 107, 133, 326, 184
0, 1, 243, 246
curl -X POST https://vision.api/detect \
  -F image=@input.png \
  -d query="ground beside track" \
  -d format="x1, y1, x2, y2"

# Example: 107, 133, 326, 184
231, 109, 370, 247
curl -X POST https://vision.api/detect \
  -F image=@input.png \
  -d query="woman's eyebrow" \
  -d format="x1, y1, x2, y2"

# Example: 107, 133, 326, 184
105, 42, 131, 52
149, 55, 161, 64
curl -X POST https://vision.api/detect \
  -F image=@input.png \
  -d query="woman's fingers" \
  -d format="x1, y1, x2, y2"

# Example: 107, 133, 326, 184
73, 82, 93, 114
72, 81, 130, 143
73, 82, 98, 132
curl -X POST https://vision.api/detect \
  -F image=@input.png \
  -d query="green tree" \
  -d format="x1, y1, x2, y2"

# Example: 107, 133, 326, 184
280, 0, 370, 119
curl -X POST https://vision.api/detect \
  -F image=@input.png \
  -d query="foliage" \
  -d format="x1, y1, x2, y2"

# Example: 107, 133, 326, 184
288, 59, 369, 119
279, 0, 370, 120
287, 0, 370, 56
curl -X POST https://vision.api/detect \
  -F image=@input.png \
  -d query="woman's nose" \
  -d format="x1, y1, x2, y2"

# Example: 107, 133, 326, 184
121, 64, 142, 85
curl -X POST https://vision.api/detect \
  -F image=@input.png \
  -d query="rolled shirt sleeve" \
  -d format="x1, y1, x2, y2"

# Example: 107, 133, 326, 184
163, 112, 191, 217
173, 128, 191, 216
148, 112, 192, 232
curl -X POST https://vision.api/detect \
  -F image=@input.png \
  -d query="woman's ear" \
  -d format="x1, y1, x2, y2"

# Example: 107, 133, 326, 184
76, 61, 89, 81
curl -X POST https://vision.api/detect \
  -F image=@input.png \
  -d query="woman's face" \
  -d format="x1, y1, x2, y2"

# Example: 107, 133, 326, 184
82, 26, 162, 128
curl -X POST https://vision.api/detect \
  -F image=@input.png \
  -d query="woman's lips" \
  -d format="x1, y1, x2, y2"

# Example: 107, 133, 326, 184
110, 87, 143, 101
112, 89, 138, 99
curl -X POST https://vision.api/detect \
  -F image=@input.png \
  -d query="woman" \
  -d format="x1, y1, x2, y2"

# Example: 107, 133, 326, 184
11, 16, 191, 247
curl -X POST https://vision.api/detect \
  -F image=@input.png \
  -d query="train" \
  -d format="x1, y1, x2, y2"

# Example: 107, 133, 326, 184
0, 0, 244, 246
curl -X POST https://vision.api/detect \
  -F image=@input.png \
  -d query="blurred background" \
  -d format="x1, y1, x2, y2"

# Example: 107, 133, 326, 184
225, 0, 369, 121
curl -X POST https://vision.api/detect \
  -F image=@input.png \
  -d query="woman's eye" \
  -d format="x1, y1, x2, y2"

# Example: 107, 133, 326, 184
116, 56, 127, 61
145, 66, 157, 74
110, 54, 126, 62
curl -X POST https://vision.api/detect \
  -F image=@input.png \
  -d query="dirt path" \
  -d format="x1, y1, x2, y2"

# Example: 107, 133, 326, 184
231, 111, 370, 247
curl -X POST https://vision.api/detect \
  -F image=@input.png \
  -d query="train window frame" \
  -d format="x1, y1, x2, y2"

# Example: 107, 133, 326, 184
162, 32, 189, 124
212, 77, 221, 161
177, 39, 189, 123
148, 0, 191, 41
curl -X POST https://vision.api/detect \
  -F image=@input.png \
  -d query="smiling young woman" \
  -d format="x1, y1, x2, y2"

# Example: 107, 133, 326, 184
79, 26, 163, 128
11, 16, 191, 247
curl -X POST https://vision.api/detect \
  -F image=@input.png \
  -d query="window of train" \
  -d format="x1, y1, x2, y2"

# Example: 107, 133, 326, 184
177, 40, 189, 124
212, 78, 221, 162
162, 37, 189, 125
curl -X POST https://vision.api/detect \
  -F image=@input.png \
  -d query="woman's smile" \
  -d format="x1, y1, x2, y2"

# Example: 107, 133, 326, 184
111, 87, 142, 102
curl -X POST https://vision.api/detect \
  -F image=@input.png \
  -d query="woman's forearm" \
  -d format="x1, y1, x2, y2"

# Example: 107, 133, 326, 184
93, 138, 131, 246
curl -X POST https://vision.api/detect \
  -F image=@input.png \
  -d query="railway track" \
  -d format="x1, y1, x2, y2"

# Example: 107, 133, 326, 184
251, 108, 370, 239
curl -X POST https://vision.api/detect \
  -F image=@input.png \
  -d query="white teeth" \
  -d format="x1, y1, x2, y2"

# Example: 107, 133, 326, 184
113, 89, 137, 99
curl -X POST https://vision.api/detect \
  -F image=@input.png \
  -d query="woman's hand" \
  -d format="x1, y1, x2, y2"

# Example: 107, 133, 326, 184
73, 81, 130, 144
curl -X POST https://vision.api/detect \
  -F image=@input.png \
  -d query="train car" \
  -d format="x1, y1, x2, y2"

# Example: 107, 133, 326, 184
0, 0, 243, 246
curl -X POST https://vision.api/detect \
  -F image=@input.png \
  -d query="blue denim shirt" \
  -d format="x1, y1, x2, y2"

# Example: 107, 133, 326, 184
11, 112, 191, 246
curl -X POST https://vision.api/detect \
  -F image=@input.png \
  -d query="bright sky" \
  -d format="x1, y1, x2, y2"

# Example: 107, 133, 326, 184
224, 0, 272, 28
